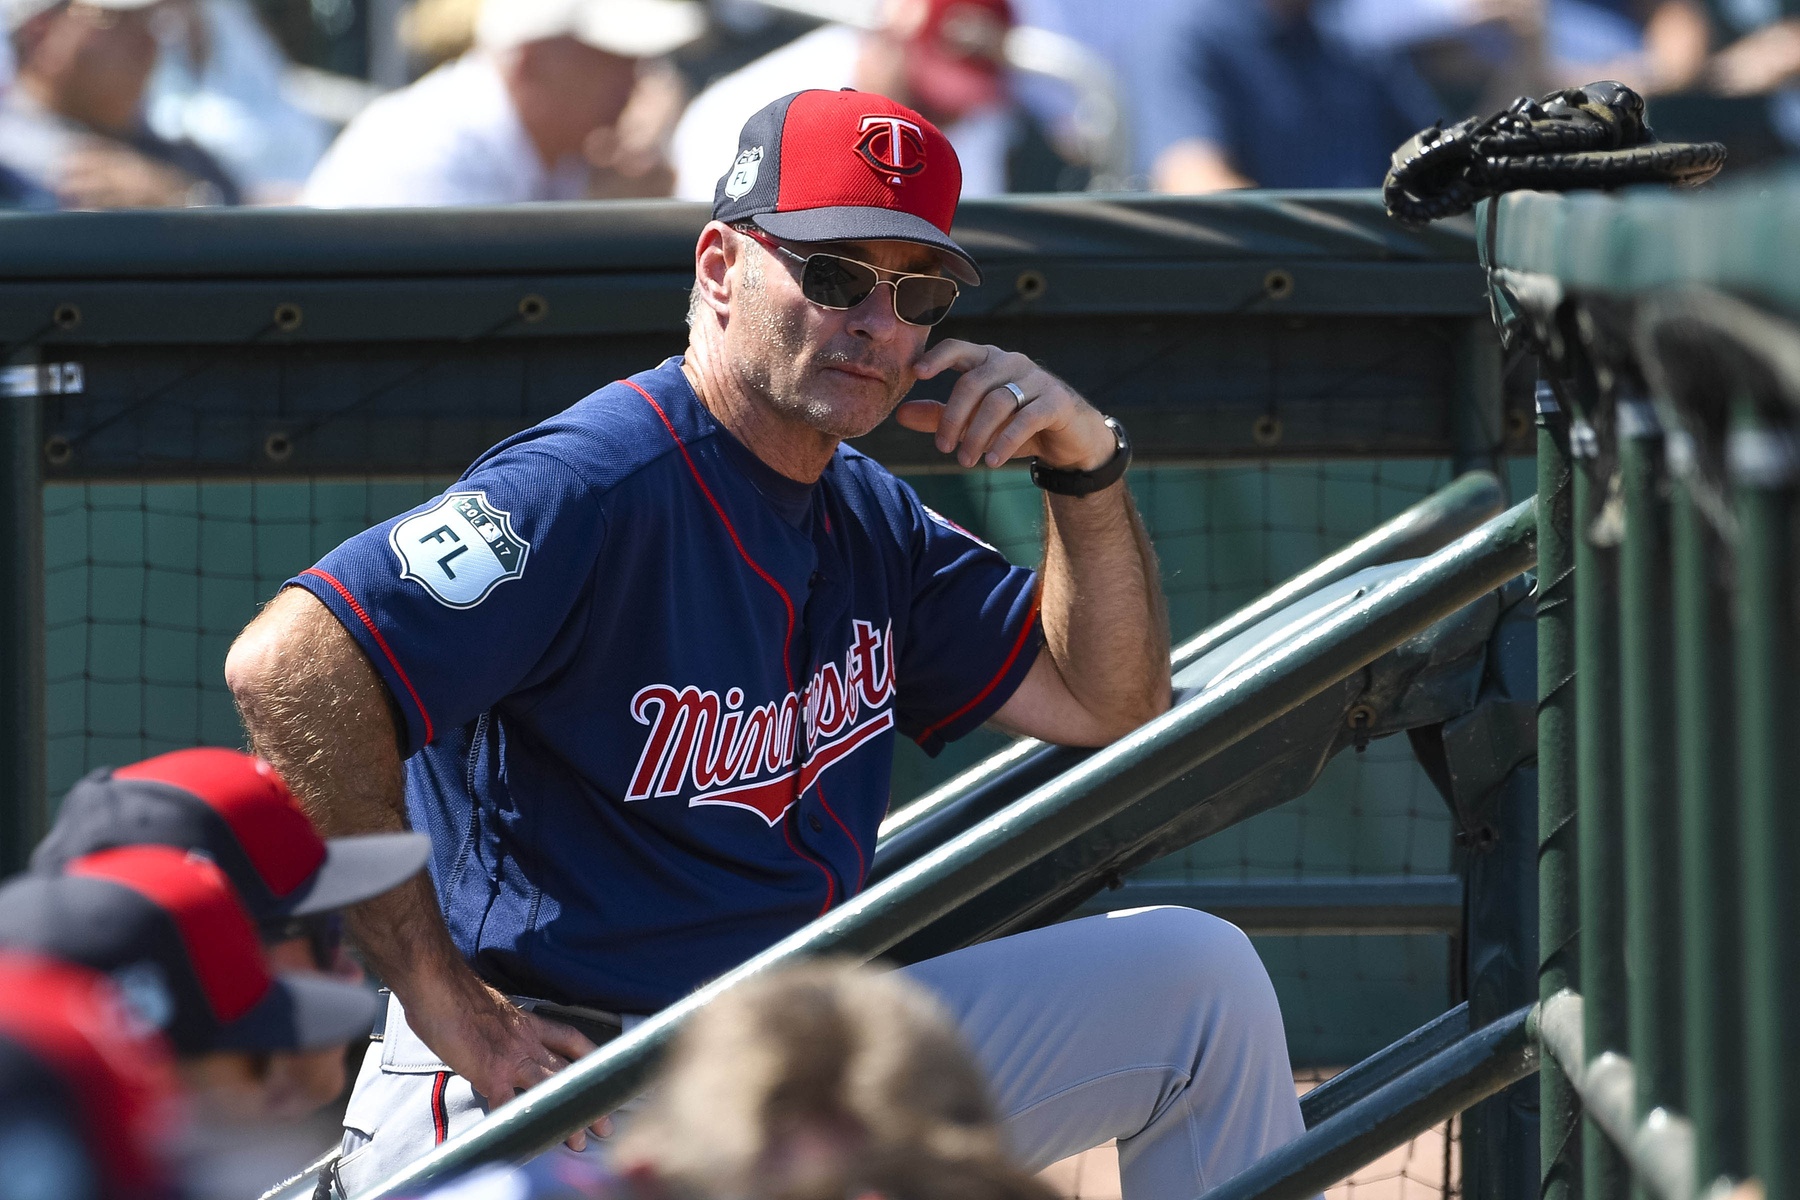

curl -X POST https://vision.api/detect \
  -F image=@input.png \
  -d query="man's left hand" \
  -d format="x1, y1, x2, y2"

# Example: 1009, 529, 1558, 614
900, 341, 1116, 473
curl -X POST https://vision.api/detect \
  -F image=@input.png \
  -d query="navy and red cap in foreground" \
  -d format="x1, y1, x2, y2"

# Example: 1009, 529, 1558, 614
0, 952, 180, 1200
0, 845, 378, 1055
33, 747, 429, 930
712, 88, 982, 285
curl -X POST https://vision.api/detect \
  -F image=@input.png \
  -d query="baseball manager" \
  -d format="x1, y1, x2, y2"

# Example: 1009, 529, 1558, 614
227, 88, 1307, 1197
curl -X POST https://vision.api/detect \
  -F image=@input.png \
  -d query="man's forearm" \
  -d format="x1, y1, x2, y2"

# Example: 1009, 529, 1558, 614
1039, 482, 1171, 733
227, 588, 611, 1119
225, 587, 470, 999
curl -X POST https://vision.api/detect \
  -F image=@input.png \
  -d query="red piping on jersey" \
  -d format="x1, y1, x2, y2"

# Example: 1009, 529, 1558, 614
914, 591, 1042, 747
623, 379, 839, 912
430, 1071, 451, 1144
814, 779, 865, 885
301, 568, 436, 745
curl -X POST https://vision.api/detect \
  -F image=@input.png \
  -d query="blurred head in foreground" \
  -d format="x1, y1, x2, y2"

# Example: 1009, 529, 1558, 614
0, 951, 180, 1200
614, 962, 1056, 1200
34, 747, 429, 1117
0, 845, 377, 1126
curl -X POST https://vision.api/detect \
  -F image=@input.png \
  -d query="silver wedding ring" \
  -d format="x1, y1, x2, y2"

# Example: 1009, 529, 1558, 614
1001, 381, 1029, 411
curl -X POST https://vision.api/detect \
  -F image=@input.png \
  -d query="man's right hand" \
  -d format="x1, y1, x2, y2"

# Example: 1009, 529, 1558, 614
403, 967, 613, 1151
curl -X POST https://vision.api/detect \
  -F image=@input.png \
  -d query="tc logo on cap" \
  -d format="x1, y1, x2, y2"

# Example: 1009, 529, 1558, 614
855, 114, 927, 181
710, 90, 981, 286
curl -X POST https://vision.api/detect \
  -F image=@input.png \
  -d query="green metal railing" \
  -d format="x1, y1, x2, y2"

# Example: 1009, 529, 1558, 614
870, 468, 1507, 885
1487, 171, 1800, 1200
1201, 1004, 1539, 1200
355, 498, 1539, 1199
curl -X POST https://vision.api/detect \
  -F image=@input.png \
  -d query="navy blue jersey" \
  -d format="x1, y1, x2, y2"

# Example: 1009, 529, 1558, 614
289, 358, 1041, 1012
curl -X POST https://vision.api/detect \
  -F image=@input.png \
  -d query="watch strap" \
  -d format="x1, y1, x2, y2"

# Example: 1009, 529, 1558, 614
1029, 417, 1132, 497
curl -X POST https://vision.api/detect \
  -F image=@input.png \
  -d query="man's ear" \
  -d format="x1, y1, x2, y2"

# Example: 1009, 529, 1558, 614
693, 221, 740, 321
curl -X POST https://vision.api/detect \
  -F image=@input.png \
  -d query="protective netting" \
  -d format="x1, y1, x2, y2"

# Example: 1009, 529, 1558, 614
43, 477, 454, 799
43, 457, 1532, 1090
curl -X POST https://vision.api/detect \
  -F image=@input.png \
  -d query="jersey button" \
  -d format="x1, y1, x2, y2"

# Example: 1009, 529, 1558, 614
807, 813, 824, 833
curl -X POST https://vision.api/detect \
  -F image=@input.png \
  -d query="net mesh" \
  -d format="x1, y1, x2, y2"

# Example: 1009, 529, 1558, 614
43, 477, 452, 797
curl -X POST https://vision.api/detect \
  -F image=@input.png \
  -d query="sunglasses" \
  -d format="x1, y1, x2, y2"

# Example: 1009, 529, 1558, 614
736, 226, 960, 327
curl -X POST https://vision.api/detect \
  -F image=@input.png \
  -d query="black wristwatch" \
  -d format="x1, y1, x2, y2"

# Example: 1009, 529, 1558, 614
1029, 416, 1132, 497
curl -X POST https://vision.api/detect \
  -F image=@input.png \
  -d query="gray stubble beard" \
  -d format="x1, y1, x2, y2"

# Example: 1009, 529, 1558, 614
730, 258, 907, 441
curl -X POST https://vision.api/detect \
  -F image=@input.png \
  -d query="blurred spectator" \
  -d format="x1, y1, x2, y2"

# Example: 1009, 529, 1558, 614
1707, 11, 1800, 95
140, 0, 330, 202
301, 0, 704, 206
0, 845, 377, 1127
1008, 0, 1186, 182
0, 13, 55, 205
396, 962, 1057, 1200
32, 747, 431, 1119
1329, 0, 1711, 113
1138, 0, 1440, 193
399, 0, 480, 71
673, 0, 820, 93
576, 51, 687, 198
0, 952, 180, 1200
0, 0, 241, 207
397, 0, 691, 199
672, 0, 1021, 200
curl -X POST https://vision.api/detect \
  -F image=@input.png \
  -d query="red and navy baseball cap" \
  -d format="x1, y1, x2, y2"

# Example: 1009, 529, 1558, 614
32, 748, 429, 931
0, 846, 379, 1056
0, 952, 179, 1200
712, 89, 982, 285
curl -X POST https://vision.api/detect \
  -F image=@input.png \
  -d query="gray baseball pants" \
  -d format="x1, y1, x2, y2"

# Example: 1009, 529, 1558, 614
333, 906, 1306, 1200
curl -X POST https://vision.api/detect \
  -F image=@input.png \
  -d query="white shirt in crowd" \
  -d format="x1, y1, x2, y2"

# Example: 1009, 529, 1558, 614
145, 0, 330, 202
672, 24, 1012, 203
302, 53, 589, 208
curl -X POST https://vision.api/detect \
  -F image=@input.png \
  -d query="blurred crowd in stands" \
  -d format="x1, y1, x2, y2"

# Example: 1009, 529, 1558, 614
0, 0, 1795, 213
0, 747, 1055, 1200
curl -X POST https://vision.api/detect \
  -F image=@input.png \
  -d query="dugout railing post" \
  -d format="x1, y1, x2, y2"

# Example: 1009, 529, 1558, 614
1732, 389, 1800, 1200
1617, 393, 1685, 1143
1454, 211, 1531, 1200
0, 387, 44, 875
1667, 387, 1743, 1189
1455, 558, 1540, 1200
1569, 366, 1630, 1200
1535, 375, 1581, 1200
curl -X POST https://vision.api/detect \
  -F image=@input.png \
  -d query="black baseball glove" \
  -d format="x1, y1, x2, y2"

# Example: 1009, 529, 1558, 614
1383, 81, 1727, 227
